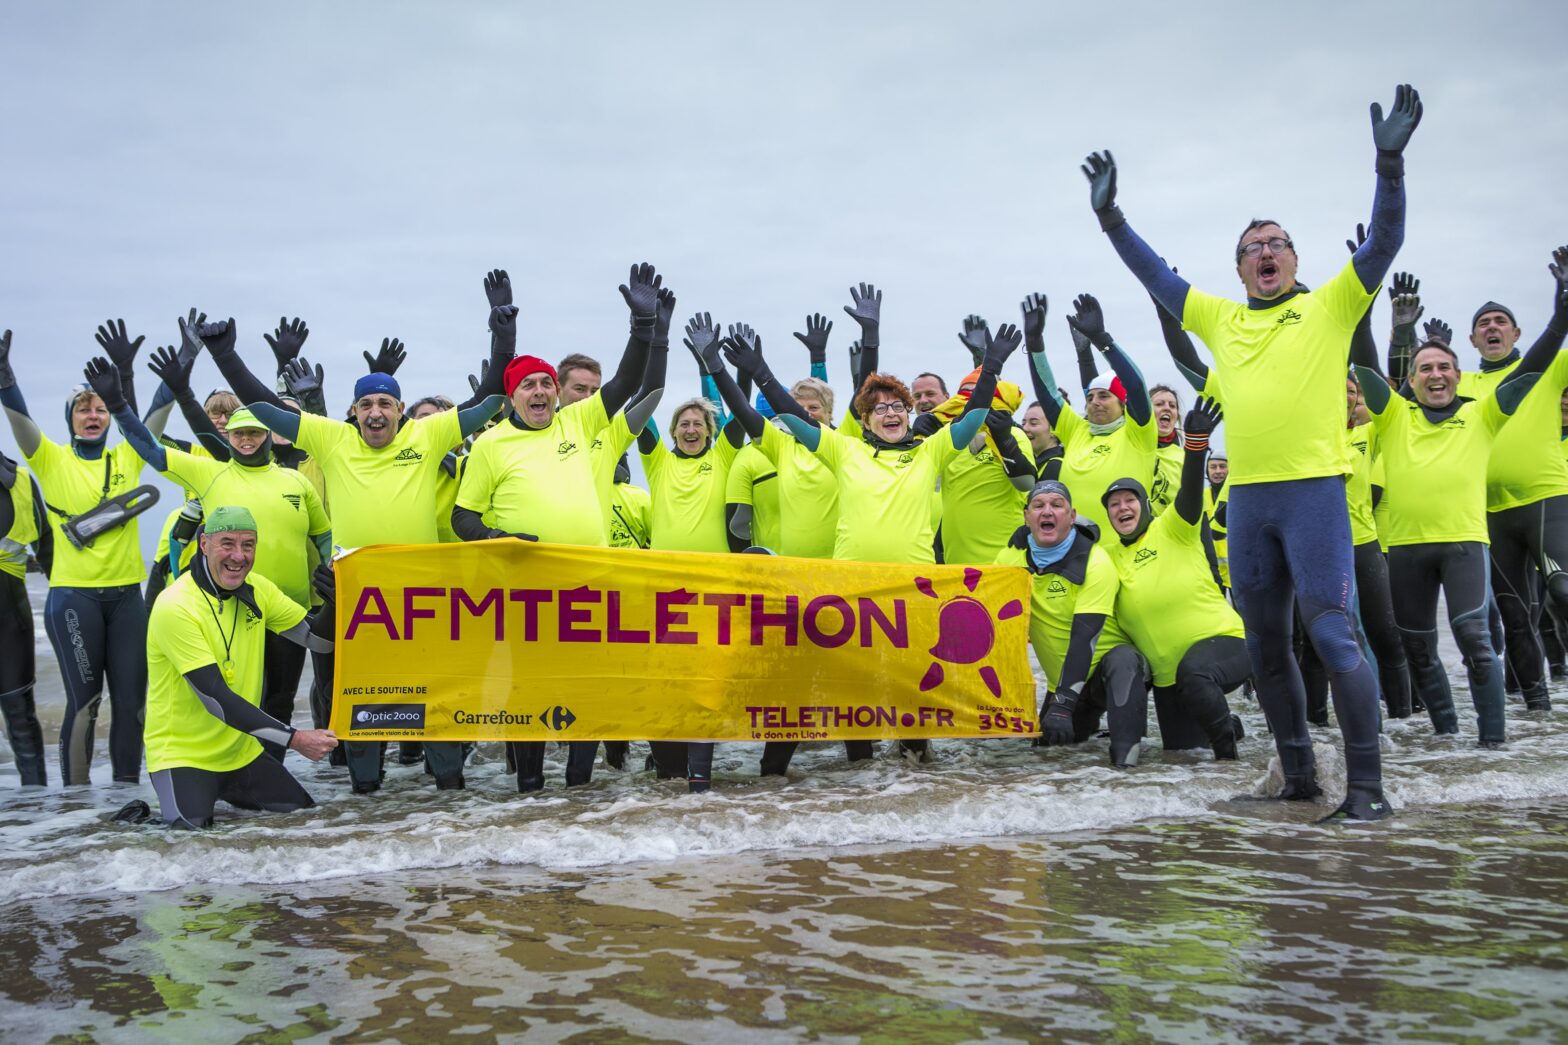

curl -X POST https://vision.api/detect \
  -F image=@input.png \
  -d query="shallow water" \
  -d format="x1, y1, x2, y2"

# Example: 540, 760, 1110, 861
5, 577, 1568, 1039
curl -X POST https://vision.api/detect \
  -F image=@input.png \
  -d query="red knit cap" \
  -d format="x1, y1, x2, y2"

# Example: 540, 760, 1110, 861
503, 355, 558, 397
1087, 371, 1127, 404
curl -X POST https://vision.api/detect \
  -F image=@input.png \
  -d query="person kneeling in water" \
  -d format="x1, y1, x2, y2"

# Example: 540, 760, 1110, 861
1099, 398, 1248, 762
142, 505, 338, 829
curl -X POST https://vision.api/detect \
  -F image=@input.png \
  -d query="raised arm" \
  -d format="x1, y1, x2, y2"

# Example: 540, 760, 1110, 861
1496, 250, 1568, 415
602, 263, 663, 415
148, 345, 230, 460
243, 401, 302, 443
793, 313, 833, 383
950, 324, 1021, 449
84, 357, 167, 472
192, 312, 289, 412
93, 319, 145, 417
1082, 151, 1192, 318
622, 296, 670, 436
1351, 85, 1422, 292
724, 320, 815, 428
1175, 398, 1222, 525
1026, 340, 1066, 428
842, 283, 882, 409
986, 413, 1036, 491
1066, 295, 1151, 426
0, 330, 42, 458
1150, 282, 1211, 392
456, 396, 506, 438
684, 323, 760, 445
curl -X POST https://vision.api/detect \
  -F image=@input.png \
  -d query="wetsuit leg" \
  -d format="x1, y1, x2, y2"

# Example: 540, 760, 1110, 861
1488, 504, 1549, 708
143, 557, 169, 611
1086, 645, 1148, 767
1542, 598, 1568, 677
1170, 635, 1248, 759
1227, 485, 1317, 797
259, 630, 308, 761
1294, 607, 1331, 726
843, 740, 875, 762
509, 741, 546, 792
760, 741, 796, 775
1151, 686, 1210, 750
563, 741, 597, 786
398, 741, 425, 766
423, 741, 466, 789
1354, 539, 1412, 718
648, 741, 688, 779
216, 753, 315, 813
100, 584, 147, 782
344, 739, 386, 793
602, 741, 628, 770
44, 586, 108, 786
686, 742, 714, 792
1387, 544, 1459, 733
898, 738, 929, 760
0, 572, 46, 785
1440, 543, 1507, 744
151, 767, 220, 829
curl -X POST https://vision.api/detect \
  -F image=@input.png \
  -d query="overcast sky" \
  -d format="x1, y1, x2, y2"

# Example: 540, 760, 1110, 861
3, 1, 1566, 472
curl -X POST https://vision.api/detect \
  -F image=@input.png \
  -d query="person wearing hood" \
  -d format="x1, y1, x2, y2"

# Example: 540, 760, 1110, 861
1, 324, 159, 787
1023, 293, 1156, 538
724, 291, 1015, 765
1449, 280, 1568, 713
139, 505, 339, 829
91, 357, 332, 762
1354, 251, 1568, 751
995, 479, 1148, 767
1099, 399, 1247, 761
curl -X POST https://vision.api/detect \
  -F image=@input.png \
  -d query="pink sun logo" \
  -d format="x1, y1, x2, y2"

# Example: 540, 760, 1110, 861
914, 567, 1025, 698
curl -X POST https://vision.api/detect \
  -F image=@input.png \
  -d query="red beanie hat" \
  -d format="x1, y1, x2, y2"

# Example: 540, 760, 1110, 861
503, 355, 558, 397
1087, 371, 1127, 404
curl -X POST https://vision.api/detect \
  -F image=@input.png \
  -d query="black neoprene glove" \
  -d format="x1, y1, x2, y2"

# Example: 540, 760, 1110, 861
364, 338, 407, 375
1182, 397, 1223, 450
682, 314, 723, 376
620, 263, 662, 342
94, 319, 144, 414
721, 324, 772, 384
959, 315, 989, 369
1423, 318, 1453, 347
1081, 150, 1124, 232
281, 358, 327, 416
654, 288, 676, 349
147, 345, 194, 399
1040, 698, 1075, 746
1370, 83, 1423, 178
1020, 294, 1048, 354
264, 317, 309, 374
484, 268, 512, 308
843, 282, 881, 351
793, 313, 831, 366
0, 329, 13, 389
83, 357, 128, 414
982, 323, 1022, 375
1065, 294, 1114, 350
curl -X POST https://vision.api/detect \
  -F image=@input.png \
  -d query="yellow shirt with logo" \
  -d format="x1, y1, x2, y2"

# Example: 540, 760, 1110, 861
1149, 441, 1183, 517
1, 467, 40, 580
642, 436, 742, 553
295, 410, 460, 548
1369, 393, 1509, 547
1052, 406, 1157, 536
813, 426, 959, 564
940, 433, 1033, 567
23, 439, 148, 587
1456, 350, 1568, 512
755, 422, 839, 559
1345, 422, 1380, 547
995, 537, 1129, 689
1205, 483, 1230, 588
1106, 511, 1245, 687
458, 395, 611, 547
160, 448, 330, 608
725, 442, 780, 551
1183, 260, 1376, 486
144, 570, 307, 773
608, 483, 651, 549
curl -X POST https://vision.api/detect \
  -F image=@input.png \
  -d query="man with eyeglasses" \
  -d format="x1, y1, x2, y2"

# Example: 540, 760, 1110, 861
1081, 84, 1423, 820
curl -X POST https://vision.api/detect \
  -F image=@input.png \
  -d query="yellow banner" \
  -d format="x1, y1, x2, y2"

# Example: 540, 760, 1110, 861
328, 541, 1037, 742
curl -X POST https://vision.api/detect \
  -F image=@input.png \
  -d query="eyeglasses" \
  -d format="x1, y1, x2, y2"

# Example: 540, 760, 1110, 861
870, 401, 909, 416
1237, 237, 1294, 260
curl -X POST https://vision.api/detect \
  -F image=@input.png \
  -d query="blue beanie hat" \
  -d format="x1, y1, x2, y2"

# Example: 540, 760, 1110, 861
354, 372, 401, 401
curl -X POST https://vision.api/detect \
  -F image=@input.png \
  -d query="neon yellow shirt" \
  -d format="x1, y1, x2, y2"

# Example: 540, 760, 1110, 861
1106, 510, 1245, 687
145, 570, 306, 773
1183, 260, 1376, 485
1, 467, 39, 580
1370, 455, 1390, 552
725, 442, 780, 551
755, 423, 839, 559
459, 395, 611, 547
1368, 393, 1510, 547
608, 483, 651, 549
1052, 406, 1157, 535
995, 537, 1129, 688
1345, 422, 1380, 547
160, 448, 330, 608
813, 426, 959, 564
1205, 483, 1230, 588
1149, 441, 1183, 516
1457, 350, 1568, 511
641, 436, 742, 553
589, 412, 638, 523
23, 439, 148, 587
294, 410, 460, 548
940, 433, 1033, 566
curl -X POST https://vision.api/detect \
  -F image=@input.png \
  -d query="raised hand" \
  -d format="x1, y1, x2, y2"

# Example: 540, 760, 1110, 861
1020, 293, 1049, 345
1081, 151, 1123, 229
654, 287, 677, 344
83, 357, 127, 413
147, 345, 194, 397
1389, 273, 1423, 329
678, 313, 719, 375
1183, 396, 1223, 440
1065, 294, 1112, 349
793, 313, 832, 363
363, 337, 406, 375
1345, 222, 1367, 255
94, 318, 145, 372
721, 324, 770, 380
1551, 246, 1568, 318
177, 308, 208, 359
489, 304, 519, 336
468, 359, 490, 396
196, 317, 238, 356
1423, 318, 1453, 346
484, 268, 512, 309
619, 262, 662, 324
282, 357, 326, 415
958, 314, 990, 368
984, 322, 1023, 371
1370, 84, 1423, 175
843, 283, 882, 340
264, 317, 310, 371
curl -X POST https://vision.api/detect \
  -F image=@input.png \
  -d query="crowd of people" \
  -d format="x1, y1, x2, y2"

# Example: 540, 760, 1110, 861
3, 83, 1567, 828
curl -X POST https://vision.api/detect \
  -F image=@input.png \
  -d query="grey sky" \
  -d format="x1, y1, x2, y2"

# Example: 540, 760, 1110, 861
3, 0, 1566, 484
